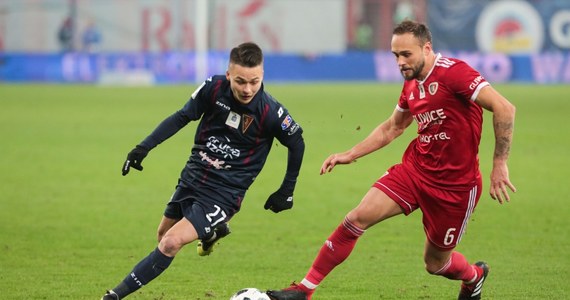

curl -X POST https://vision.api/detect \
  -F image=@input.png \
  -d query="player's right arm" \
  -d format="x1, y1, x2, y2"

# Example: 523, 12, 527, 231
122, 78, 212, 176
320, 108, 413, 174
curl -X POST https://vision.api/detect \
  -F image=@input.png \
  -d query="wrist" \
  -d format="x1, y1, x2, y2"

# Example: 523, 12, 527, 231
135, 144, 150, 152
279, 179, 296, 195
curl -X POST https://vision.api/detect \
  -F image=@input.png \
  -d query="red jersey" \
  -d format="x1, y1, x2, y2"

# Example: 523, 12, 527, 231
397, 54, 489, 190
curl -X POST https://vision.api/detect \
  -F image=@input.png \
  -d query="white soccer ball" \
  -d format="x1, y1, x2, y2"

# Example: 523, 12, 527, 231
229, 288, 271, 300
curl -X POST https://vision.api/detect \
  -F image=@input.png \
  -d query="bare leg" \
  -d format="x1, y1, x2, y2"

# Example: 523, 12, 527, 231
157, 216, 180, 243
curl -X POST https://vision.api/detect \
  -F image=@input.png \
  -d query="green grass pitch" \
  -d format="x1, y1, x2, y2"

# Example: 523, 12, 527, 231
0, 83, 568, 299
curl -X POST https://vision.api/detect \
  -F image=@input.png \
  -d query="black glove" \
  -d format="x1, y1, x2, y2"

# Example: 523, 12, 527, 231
264, 188, 294, 213
122, 145, 149, 176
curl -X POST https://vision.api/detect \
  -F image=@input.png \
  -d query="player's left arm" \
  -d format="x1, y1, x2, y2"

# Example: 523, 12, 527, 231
475, 85, 517, 204
264, 112, 305, 213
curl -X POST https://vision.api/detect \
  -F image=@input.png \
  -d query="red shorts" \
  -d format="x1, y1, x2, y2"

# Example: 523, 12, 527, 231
373, 164, 482, 250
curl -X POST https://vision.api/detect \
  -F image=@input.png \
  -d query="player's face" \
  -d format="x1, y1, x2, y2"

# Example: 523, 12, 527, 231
226, 63, 264, 104
391, 33, 429, 81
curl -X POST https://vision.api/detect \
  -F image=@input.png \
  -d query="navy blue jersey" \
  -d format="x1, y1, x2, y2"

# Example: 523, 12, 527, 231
139, 75, 304, 193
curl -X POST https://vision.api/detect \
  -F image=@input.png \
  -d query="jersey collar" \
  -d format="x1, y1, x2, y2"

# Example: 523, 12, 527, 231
417, 53, 442, 84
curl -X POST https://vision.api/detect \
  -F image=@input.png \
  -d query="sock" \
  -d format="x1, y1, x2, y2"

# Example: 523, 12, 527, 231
434, 251, 477, 283
302, 217, 365, 288
113, 247, 174, 298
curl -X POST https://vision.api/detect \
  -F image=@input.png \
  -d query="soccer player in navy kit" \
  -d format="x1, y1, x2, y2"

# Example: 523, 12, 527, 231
101, 42, 305, 300
268, 20, 515, 300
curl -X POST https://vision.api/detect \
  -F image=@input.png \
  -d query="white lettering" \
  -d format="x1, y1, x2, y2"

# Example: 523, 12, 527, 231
215, 100, 230, 110
418, 131, 451, 144
413, 108, 447, 131
130, 272, 143, 287
206, 136, 240, 159
469, 75, 484, 90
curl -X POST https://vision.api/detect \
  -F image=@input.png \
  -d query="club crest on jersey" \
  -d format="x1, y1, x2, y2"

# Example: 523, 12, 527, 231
242, 114, 254, 133
226, 111, 240, 129
429, 82, 439, 95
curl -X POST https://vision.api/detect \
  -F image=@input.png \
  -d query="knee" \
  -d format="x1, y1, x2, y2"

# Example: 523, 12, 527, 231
424, 257, 448, 275
345, 212, 370, 230
158, 235, 183, 256
425, 263, 440, 275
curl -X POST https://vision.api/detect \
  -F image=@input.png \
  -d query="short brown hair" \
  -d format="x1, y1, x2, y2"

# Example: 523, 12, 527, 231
393, 20, 432, 46
229, 42, 263, 67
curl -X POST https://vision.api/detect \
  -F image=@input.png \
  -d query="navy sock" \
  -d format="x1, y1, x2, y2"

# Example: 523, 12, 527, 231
113, 247, 174, 298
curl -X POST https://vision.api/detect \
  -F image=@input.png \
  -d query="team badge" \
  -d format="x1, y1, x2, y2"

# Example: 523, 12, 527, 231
225, 111, 240, 129
429, 82, 439, 95
242, 114, 254, 133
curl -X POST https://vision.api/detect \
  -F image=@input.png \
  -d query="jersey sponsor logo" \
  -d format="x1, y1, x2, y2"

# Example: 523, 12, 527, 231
419, 131, 451, 144
409, 92, 415, 100
469, 75, 484, 90
281, 115, 293, 130
199, 151, 231, 170
277, 107, 284, 117
225, 111, 241, 129
413, 108, 447, 131
242, 114, 254, 133
206, 136, 240, 159
429, 82, 439, 95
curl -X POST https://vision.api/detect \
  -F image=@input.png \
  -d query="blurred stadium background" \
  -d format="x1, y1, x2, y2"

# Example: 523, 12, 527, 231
0, 0, 568, 84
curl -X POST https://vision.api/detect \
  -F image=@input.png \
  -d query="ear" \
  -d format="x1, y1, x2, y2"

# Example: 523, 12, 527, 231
423, 41, 432, 56
226, 69, 230, 80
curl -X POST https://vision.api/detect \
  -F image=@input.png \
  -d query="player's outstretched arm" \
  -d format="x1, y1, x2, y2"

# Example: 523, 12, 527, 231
320, 109, 412, 175
475, 86, 517, 203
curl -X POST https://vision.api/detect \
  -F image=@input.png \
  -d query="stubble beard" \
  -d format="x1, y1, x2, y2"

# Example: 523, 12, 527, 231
402, 60, 425, 81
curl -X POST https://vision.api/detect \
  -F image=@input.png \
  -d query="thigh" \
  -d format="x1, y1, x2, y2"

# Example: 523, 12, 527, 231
347, 187, 406, 230
157, 216, 179, 242
373, 164, 420, 216
419, 181, 482, 250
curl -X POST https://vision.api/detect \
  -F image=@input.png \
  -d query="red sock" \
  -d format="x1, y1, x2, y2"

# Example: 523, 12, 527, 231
435, 251, 477, 282
303, 217, 365, 286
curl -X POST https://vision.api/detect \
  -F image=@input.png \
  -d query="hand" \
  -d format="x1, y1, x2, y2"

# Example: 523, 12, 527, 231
264, 189, 293, 213
489, 162, 516, 204
320, 152, 356, 175
122, 146, 149, 176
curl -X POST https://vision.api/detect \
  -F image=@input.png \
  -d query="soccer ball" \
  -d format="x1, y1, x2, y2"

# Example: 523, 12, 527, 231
229, 288, 271, 300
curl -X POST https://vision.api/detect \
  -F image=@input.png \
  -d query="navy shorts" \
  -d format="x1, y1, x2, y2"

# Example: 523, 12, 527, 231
164, 184, 244, 240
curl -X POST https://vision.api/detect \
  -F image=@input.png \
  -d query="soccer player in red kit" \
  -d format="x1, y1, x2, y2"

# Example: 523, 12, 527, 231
267, 20, 516, 300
